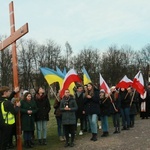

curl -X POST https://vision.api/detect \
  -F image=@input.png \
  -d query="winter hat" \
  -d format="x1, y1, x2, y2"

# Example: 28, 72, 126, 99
110, 86, 116, 90
23, 90, 29, 95
100, 89, 105, 93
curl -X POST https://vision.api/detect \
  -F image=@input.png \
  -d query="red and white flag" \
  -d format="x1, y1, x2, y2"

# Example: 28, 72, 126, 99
99, 73, 111, 94
116, 75, 133, 89
132, 71, 145, 95
60, 68, 82, 98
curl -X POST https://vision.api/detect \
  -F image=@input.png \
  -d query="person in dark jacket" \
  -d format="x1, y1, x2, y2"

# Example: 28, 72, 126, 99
20, 92, 38, 148
128, 87, 137, 128
34, 87, 51, 145
53, 92, 65, 141
74, 85, 85, 136
99, 89, 111, 137
110, 86, 121, 134
60, 89, 78, 147
119, 88, 130, 130
84, 83, 100, 141
0, 86, 20, 150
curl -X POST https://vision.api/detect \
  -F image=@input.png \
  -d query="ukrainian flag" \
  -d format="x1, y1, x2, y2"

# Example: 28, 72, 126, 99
40, 67, 64, 89
82, 67, 92, 85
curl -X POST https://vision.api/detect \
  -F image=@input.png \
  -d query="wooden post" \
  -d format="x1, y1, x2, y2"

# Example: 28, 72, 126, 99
0, 1, 29, 149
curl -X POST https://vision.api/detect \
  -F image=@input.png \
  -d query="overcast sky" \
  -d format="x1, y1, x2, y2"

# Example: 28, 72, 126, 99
1, 0, 150, 53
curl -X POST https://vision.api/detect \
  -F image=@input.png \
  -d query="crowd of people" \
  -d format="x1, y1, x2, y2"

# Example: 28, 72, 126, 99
55, 82, 150, 147
0, 82, 150, 149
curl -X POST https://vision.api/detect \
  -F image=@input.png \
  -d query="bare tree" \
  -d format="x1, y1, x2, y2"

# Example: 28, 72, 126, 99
18, 39, 38, 89
0, 48, 12, 86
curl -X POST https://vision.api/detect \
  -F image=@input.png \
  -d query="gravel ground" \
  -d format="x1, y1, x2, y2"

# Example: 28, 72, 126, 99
60, 118, 150, 150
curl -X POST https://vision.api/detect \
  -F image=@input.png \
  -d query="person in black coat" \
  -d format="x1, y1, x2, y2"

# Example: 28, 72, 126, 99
21, 92, 38, 148
119, 88, 131, 130
99, 89, 111, 137
84, 83, 100, 141
110, 87, 121, 134
60, 89, 78, 147
34, 87, 51, 145
128, 87, 137, 128
74, 85, 85, 136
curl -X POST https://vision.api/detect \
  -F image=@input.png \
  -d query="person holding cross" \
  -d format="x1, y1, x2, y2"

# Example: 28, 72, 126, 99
0, 86, 20, 150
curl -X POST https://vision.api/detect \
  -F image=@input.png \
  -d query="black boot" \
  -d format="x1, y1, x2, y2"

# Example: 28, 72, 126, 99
101, 132, 105, 137
70, 133, 75, 146
126, 125, 130, 130
28, 140, 33, 148
24, 140, 29, 148
113, 127, 118, 134
92, 133, 97, 141
122, 126, 127, 130
90, 133, 94, 140
43, 139, 47, 145
38, 139, 42, 145
105, 131, 109, 137
101, 131, 109, 137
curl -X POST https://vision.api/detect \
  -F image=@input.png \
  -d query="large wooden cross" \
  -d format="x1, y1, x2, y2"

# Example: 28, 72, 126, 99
0, 1, 29, 150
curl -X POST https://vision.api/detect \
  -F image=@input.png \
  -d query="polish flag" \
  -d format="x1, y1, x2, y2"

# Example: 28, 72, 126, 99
116, 75, 133, 89
132, 71, 145, 95
99, 73, 111, 94
60, 69, 82, 98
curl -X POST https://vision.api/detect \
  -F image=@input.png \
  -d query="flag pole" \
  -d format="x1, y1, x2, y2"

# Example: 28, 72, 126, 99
49, 85, 60, 101
109, 95, 118, 112
130, 89, 136, 106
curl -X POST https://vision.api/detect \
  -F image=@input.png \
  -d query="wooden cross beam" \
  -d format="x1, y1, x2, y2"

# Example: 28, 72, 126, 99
0, 1, 29, 150
0, 23, 28, 51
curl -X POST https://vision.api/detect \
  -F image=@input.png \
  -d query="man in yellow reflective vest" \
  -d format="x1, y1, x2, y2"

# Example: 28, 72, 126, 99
0, 86, 20, 150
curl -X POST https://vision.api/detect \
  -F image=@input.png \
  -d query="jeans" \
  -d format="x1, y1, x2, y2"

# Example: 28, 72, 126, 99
88, 114, 98, 134
120, 107, 130, 127
36, 120, 47, 139
101, 116, 109, 132
56, 116, 64, 136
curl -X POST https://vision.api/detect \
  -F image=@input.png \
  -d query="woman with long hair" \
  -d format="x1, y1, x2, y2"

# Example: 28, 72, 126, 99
34, 87, 51, 145
20, 92, 38, 148
84, 83, 100, 141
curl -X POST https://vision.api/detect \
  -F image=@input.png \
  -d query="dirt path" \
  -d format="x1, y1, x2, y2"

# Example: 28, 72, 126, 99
59, 118, 150, 150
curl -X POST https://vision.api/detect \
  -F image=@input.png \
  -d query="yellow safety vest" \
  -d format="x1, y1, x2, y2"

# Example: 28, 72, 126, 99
1, 101, 15, 125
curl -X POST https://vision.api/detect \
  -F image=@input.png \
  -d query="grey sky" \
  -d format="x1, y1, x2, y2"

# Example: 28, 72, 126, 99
1, 0, 150, 53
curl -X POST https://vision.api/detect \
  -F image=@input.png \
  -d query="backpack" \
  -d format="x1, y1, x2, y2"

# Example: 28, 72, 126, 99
0, 101, 8, 128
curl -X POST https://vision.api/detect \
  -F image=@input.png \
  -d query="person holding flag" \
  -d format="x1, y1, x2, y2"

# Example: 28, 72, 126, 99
110, 86, 121, 134
118, 88, 131, 130
132, 71, 149, 119
99, 89, 111, 137
127, 87, 137, 127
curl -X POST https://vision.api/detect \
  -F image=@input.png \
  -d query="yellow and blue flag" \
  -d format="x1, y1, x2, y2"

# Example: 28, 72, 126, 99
82, 67, 92, 85
40, 67, 64, 89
